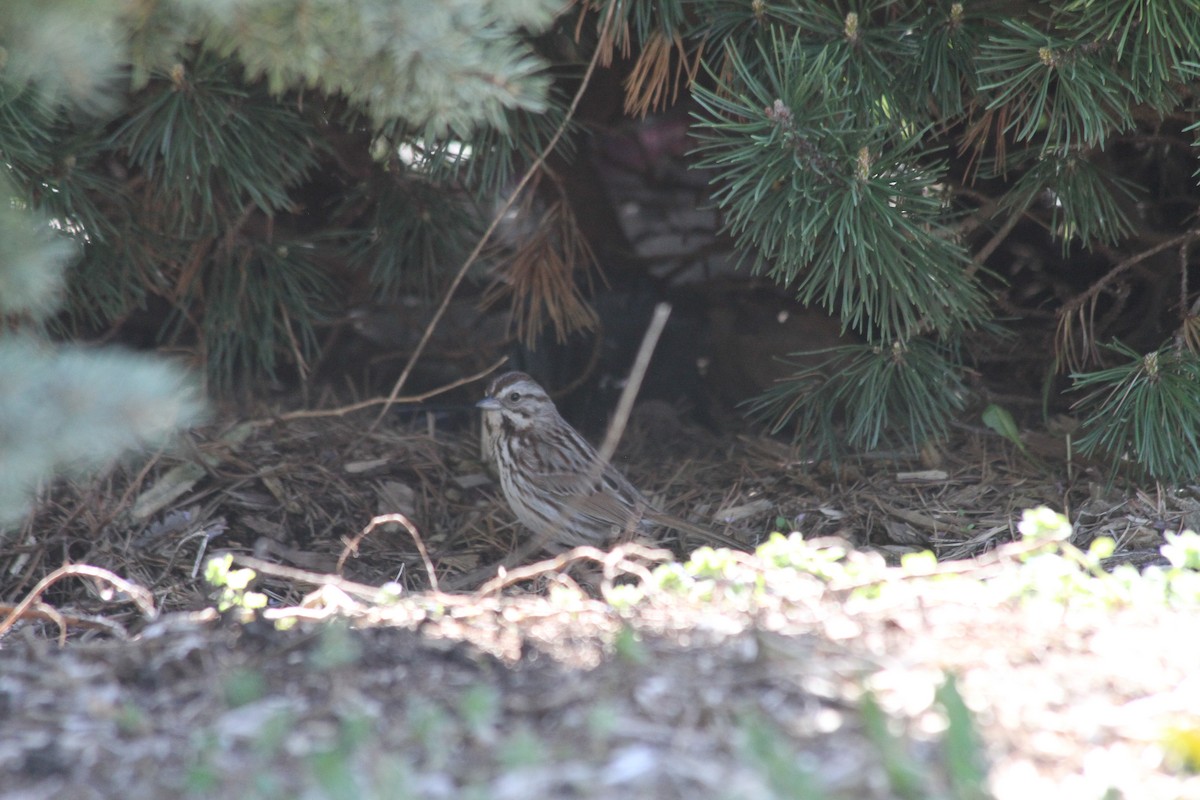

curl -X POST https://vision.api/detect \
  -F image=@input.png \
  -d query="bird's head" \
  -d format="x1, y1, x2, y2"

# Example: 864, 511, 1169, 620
477, 371, 558, 432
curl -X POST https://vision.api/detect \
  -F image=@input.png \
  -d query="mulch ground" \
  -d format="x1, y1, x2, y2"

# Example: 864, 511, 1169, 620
1, 398, 1198, 798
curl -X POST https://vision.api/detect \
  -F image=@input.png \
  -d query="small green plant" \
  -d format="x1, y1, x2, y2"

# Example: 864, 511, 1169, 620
406, 698, 455, 772
308, 714, 374, 800
936, 675, 992, 800
307, 620, 363, 671
861, 675, 995, 800
1015, 506, 1074, 546
981, 403, 1027, 454
737, 710, 826, 798
634, 507, 1200, 614
861, 690, 927, 799
612, 623, 649, 665
1001, 508, 1200, 608
204, 554, 268, 617
758, 531, 854, 579
458, 683, 502, 742
496, 724, 547, 770
222, 667, 267, 708
1163, 530, 1200, 571
737, 673, 993, 799
183, 731, 221, 795
603, 581, 645, 609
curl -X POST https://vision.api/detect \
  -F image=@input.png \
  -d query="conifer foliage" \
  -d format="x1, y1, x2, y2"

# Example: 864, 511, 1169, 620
662, 1, 1199, 480
3, 0, 1200, 498
676, 1, 1200, 478
0, 0, 561, 526
0, 4, 203, 528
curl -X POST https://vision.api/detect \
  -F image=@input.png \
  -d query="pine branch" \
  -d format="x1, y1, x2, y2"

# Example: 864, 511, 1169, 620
481, 194, 599, 345
692, 38, 988, 342
1072, 342, 1200, 483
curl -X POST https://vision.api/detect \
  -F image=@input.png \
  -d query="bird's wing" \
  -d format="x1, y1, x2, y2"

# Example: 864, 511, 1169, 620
521, 432, 647, 504
538, 466, 649, 531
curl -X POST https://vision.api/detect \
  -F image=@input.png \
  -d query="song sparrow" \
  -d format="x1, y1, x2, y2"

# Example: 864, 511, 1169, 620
477, 371, 743, 551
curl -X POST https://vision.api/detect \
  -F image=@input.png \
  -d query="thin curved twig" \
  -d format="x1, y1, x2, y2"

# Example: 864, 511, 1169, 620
269, 356, 507, 423
476, 543, 674, 596
341, 513, 439, 593
1055, 230, 1200, 366
0, 564, 158, 643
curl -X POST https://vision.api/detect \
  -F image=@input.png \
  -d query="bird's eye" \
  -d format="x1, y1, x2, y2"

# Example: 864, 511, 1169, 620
508, 391, 521, 402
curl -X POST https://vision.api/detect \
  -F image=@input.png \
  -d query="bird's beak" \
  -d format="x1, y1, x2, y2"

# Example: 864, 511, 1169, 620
476, 396, 501, 411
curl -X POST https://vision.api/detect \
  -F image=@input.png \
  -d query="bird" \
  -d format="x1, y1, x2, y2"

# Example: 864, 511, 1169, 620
477, 370, 744, 552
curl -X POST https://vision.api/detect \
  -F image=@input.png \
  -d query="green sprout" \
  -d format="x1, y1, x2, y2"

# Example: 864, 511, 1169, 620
204, 554, 268, 616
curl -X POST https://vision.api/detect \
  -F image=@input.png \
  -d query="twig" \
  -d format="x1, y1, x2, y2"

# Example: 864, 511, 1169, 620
597, 302, 672, 465
267, 357, 507, 422
1055, 231, 1200, 366
231, 554, 388, 602
598, 545, 663, 596
968, 203, 1026, 277
0, 564, 158, 642
438, 531, 551, 593
367, 3, 618, 434
1059, 230, 1200, 319
341, 513, 439, 593
0, 604, 129, 641
476, 543, 674, 595
279, 303, 310, 385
